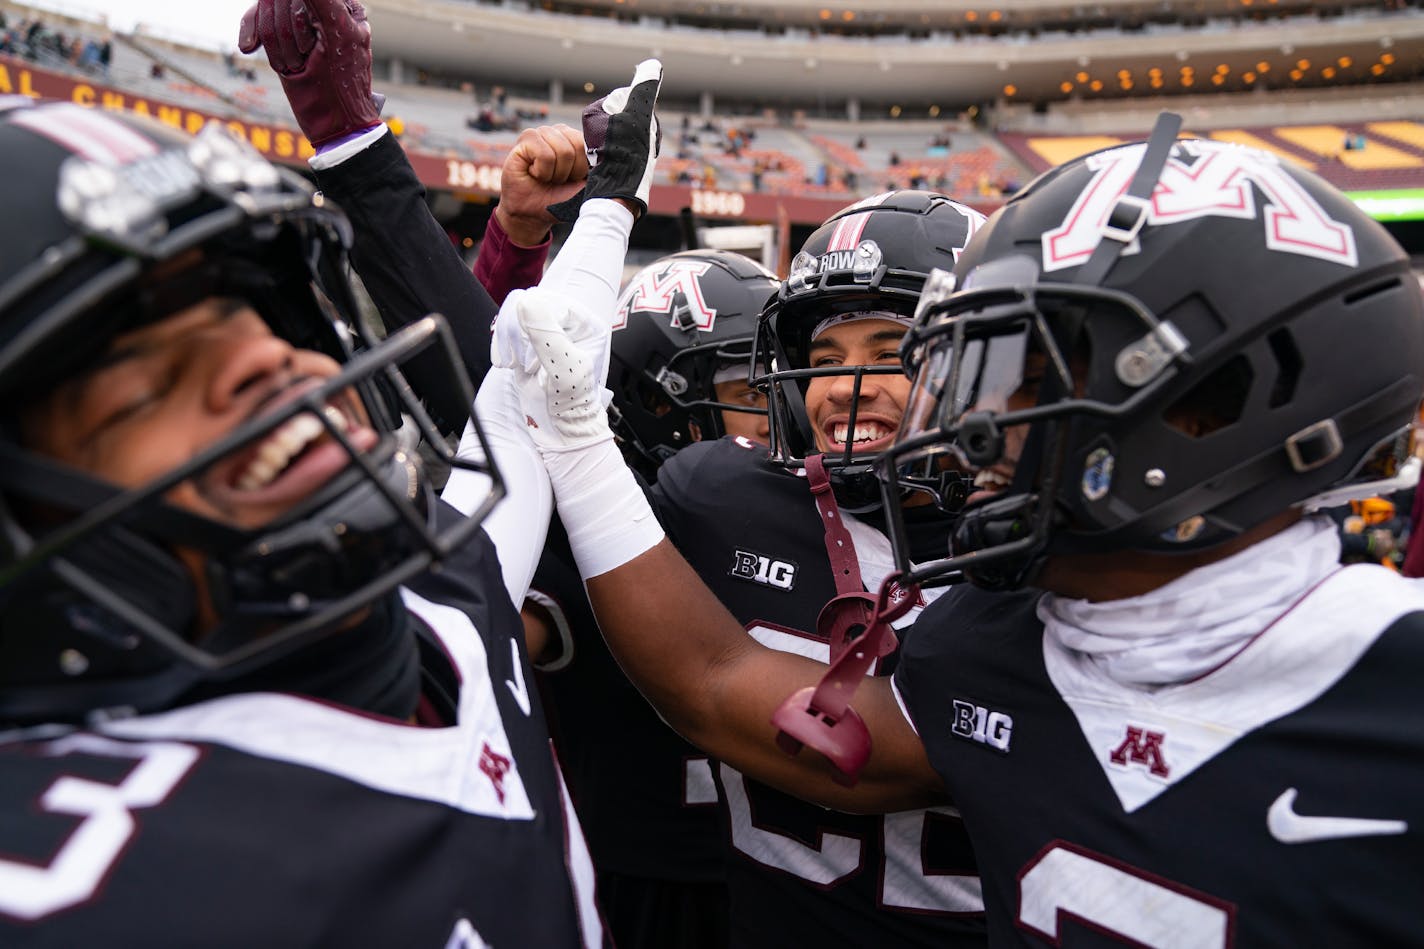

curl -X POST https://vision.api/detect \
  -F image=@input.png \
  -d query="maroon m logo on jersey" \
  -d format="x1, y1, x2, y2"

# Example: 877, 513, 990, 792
479, 742, 512, 804
1108, 726, 1170, 778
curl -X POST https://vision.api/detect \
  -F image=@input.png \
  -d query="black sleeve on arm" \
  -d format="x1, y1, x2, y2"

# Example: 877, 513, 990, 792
314, 132, 497, 435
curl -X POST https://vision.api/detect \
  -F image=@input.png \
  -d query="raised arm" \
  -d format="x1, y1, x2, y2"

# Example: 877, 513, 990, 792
240, 0, 585, 432
241, 0, 497, 433
446, 61, 655, 616
474, 124, 589, 306
506, 278, 946, 814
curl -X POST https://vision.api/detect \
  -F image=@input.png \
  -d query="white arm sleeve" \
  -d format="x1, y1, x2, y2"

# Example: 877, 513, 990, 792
444, 197, 635, 603
442, 369, 552, 606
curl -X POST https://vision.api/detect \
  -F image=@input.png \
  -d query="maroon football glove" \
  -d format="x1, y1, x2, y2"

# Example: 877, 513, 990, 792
238, 0, 385, 148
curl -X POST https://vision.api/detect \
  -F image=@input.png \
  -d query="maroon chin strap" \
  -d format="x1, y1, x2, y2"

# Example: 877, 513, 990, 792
771, 454, 918, 785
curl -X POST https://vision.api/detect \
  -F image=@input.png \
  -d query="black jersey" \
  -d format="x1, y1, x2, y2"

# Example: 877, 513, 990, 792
533, 518, 725, 882
894, 566, 1424, 947
0, 512, 601, 948
654, 437, 986, 949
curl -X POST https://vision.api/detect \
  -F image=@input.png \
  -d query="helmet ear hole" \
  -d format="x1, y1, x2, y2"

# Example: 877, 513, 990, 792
1163, 355, 1252, 439
1266, 329, 1304, 409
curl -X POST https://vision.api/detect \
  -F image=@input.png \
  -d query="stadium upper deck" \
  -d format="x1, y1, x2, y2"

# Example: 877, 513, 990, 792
4, 0, 1423, 236
364, 0, 1424, 116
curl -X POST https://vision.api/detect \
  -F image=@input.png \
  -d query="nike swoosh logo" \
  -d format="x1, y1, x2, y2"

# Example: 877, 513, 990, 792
1267, 788, 1407, 844
505, 639, 532, 717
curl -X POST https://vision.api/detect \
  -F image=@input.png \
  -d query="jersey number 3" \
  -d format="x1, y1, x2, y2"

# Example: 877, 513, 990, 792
0, 734, 199, 922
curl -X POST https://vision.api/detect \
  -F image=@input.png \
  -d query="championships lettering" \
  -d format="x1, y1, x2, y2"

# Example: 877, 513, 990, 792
0, 56, 314, 163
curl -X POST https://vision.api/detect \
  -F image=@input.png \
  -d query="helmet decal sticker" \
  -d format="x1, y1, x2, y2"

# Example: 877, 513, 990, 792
953, 202, 987, 261
1043, 140, 1358, 273
11, 103, 159, 163
615, 259, 717, 331
826, 210, 874, 252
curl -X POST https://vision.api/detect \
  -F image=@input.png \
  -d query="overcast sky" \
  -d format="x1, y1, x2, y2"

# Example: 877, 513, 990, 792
28, 0, 255, 52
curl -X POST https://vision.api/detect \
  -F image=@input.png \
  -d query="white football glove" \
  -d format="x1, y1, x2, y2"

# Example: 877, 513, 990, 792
505, 288, 613, 450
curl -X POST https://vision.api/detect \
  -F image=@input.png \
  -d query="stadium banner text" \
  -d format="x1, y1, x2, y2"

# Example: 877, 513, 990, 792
0, 54, 316, 161
0, 54, 994, 226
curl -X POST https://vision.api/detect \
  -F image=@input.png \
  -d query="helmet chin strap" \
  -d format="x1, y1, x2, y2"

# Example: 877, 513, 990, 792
1074, 111, 1183, 290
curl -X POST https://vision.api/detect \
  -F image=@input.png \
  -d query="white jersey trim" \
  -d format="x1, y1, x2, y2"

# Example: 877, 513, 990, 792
890, 676, 922, 738
1044, 564, 1424, 813
99, 588, 536, 820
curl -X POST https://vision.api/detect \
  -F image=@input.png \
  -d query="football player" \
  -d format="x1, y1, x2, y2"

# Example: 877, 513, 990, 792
606, 249, 777, 476
0, 38, 660, 939
516, 198, 989, 948
637, 194, 989, 948
239, 4, 735, 943
513, 121, 1424, 945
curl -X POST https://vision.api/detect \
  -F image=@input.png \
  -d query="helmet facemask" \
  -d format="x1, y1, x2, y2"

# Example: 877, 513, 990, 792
0, 119, 504, 724
885, 255, 1197, 588
753, 191, 986, 513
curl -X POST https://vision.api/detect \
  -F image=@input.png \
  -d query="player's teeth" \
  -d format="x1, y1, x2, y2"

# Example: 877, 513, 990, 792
257, 438, 290, 471
834, 423, 849, 444
323, 404, 349, 432
238, 458, 277, 491
236, 413, 327, 490
288, 413, 324, 448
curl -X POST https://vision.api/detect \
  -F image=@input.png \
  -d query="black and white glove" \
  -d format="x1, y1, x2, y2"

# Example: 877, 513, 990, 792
547, 58, 662, 222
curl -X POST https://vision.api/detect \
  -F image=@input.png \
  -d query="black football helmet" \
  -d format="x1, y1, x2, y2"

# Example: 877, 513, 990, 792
884, 120, 1424, 590
753, 191, 985, 510
608, 249, 778, 476
0, 102, 503, 724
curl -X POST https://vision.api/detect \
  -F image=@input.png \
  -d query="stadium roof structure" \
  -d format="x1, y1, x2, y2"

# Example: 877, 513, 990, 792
366, 0, 1424, 109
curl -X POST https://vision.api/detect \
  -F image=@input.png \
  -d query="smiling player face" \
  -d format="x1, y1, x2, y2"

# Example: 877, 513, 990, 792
803, 317, 912, 457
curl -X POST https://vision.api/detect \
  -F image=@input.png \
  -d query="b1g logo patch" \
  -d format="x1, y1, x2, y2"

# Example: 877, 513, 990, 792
729, 549, 798, 592
950, 698, 1013, 753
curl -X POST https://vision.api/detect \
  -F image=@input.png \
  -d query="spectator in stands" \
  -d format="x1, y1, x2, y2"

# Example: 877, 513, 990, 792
77, 38, 99, 72
888, 149, 901, 166
1332, 495, 1412, 567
